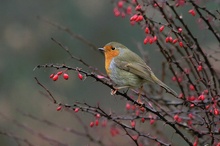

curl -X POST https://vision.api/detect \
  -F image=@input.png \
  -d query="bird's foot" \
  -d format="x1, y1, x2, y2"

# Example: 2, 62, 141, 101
136, 99, 144, 106
135, 100, 145, 112
111, 89, 118, 95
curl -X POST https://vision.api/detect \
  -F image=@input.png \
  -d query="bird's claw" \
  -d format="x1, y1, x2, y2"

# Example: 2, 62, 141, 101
111, 89, 118, 95
136, 99, 144, 106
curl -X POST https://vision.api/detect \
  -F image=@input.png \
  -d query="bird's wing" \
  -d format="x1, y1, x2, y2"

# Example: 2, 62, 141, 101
114, 55, 178, 97
114, 59, 154, 83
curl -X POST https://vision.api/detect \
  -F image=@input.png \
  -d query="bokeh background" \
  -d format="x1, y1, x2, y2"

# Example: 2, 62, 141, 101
1, 0, 219, 145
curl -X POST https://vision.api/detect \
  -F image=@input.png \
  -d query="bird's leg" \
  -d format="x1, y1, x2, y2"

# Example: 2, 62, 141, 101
137, 85, 143, 104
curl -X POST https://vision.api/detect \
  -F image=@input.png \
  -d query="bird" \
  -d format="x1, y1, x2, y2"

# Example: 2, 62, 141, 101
99, 42, 178, 103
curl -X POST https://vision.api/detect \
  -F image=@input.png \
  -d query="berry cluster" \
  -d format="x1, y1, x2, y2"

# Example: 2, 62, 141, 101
49, 70, 83, 81
110, 0, 220, 145
50, 71, 69, 81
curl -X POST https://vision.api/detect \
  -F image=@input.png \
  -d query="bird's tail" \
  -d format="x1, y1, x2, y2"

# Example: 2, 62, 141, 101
151, 74, 178, 97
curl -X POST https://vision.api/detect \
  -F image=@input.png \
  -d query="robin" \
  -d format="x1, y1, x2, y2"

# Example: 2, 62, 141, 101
99, 42, 177, 102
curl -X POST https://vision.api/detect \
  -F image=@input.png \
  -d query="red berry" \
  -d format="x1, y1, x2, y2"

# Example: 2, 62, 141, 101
78, 73, 83, 80
130, 21, 135, 26
150, 119, 155, 125
96, 113, 101, 118
132, 0, 137, 4
131, 105, 136, 110
153, 3, 158, 7
189, 9, 196, 16
198, 94, 205, 101
179, 41, 183, 47
114, 12, 120, 17
121, 12, 125, 18
101, 120, 107, 127
130, 120, 136, 128
173, 114, 179, 121
117, 1, 124, 8
90, 122, 94, 127
63, 73, 69, 80
113, 8, 120, 17
159, 25, 165, 32
168, 36, 173, 42
165, 37, 170, 43
187, 120, 192, 126
135, 110, 140, 116
56, 106, 62, 111
189, 84, 195, 91
177, 77, 182, 82
178, 93, 183, 98
190, 104, 195, 108
52, 74, 59, 81
188, 96, 196, 101
145, 27, 150, 34
135, 5, 141, 11
178, 28, 183, 33
143, 37, 149, 44
153, 35, 157, 42
95, 119, 99, 126
176, 0, 185, 7
139, 107, 145, 112
188, 113, 194, 119
50, 73, 54, 78
74, 108, 79, 112
172, 76, 176, 81
174, 114, 182, 122
126, 103, 131, 110
132, 135, 138, 140
206, 105, 210, 110
110, 127, 119, 136
203, 89, 209, 94
130, 14, 138, 21
141, 117, 145, 123
197, 65, 203, 71
214, 108, 219, 115
126, 6, 132, 15
57, 71, 63, 75
172, 39, 178, 44
184, 68, 190, 74
149, 38, 153, 44
136, 15, 143, 22
193, 138, 198, 146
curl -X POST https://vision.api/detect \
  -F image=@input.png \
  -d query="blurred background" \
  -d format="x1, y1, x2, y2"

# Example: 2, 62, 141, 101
0, 0, 219, 145
0, 1, 145, 145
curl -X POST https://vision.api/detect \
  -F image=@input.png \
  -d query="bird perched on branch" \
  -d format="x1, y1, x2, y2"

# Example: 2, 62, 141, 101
99, 42, 177, 102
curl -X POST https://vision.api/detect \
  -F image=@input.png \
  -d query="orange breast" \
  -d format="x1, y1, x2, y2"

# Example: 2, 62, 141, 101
103, 45, 120, 75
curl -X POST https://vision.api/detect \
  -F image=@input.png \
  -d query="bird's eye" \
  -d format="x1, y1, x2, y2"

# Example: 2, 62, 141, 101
111, 47, 115, 50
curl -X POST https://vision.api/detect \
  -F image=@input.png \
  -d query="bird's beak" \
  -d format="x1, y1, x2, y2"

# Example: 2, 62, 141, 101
98, 48, 104, 52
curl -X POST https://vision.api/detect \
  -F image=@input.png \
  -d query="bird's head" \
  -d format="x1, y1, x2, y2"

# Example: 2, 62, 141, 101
98, 42, 128, 58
